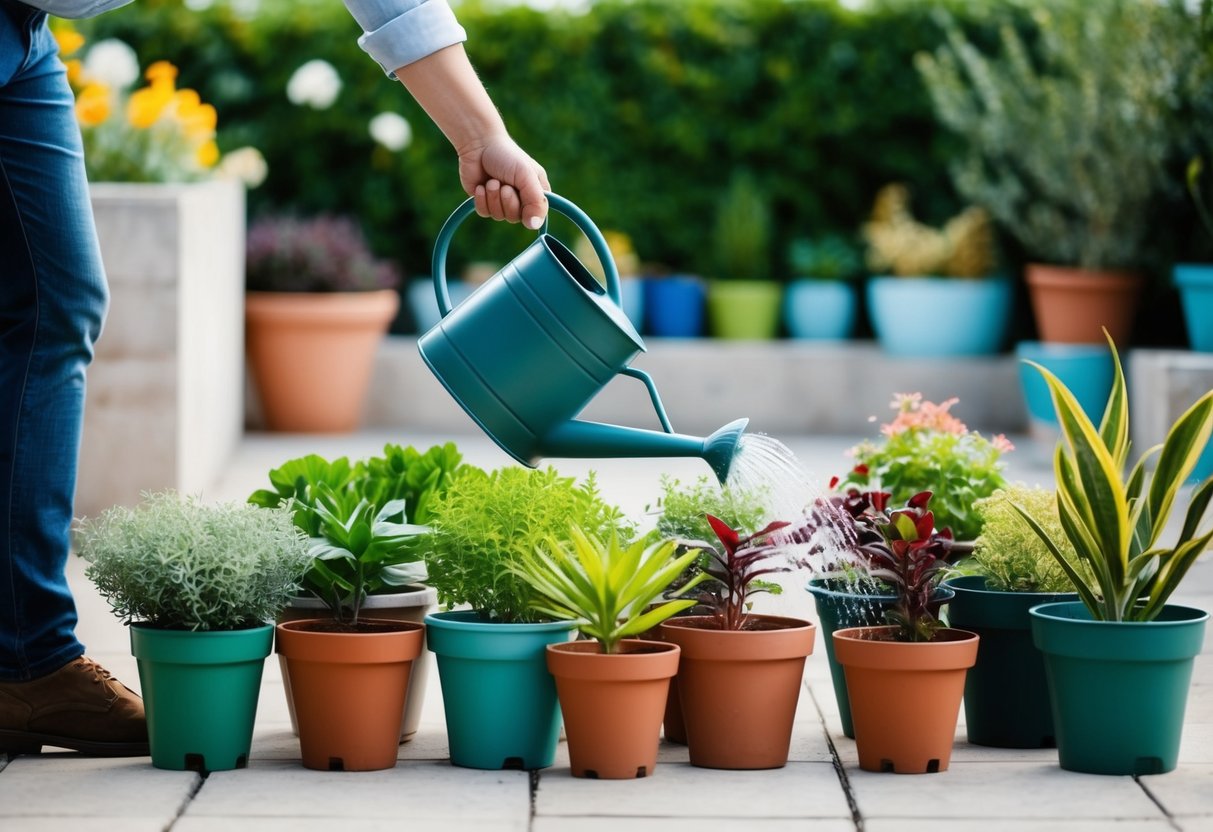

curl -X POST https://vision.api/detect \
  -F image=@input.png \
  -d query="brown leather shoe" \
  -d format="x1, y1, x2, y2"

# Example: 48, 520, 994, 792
0, 656, 149, 756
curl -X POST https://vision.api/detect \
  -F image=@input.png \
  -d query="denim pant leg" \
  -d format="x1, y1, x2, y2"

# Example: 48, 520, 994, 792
0, 4, 109, 680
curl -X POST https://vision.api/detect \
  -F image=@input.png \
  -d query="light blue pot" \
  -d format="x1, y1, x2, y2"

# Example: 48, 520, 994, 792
408, 277, 473, 334
620, 278, 645, 333
867, 276, 1011, 356
1175, 264, 1213, 352
425, 610, 575, 770
784, 279, 857, 340
1015, 341, 1113, 428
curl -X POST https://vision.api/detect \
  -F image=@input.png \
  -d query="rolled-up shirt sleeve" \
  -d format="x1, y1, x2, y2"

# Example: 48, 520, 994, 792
343, 0, 468, 78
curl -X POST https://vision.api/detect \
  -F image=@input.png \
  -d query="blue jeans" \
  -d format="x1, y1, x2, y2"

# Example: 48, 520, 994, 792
0, 1, 109, 681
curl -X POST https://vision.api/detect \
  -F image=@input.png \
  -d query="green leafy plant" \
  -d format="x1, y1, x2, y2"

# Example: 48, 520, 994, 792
1013, 334, 1213, 622
714, 170, 772, 280
515, 528, 701, 654
968, 485, 1083, 593
424, 467, 633, 623
834, 394, 1013, 541
76, 491, 311, 631
357, 442, 466, 525
788, 233, 863, 282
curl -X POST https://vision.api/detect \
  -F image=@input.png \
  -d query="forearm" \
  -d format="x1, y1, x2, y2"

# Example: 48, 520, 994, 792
395, 44, 508, 156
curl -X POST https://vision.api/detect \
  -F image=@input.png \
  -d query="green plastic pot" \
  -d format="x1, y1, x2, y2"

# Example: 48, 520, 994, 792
130, 623, 273, 772
706, 280, 783, 339
1030, 602, 1208, 775
425, 610, 575, 770
807, 579, 954, 738
945, 576, 1077, 748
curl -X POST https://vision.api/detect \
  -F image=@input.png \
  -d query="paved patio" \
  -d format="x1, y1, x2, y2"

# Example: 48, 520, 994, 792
2, 431, 1210, 831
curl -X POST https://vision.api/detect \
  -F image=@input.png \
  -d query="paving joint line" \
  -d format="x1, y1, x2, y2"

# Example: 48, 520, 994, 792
164, 770, 208, 831
529, 767, 540, 831
1134, 775, 1184, 831
806, 680, 863, 832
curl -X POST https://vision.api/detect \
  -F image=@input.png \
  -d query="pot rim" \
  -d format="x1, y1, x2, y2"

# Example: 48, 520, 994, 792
424, 609, 577, 633
1028, 601, 1210, 628
944, 574, 1079, 600
287, 584, 437, 610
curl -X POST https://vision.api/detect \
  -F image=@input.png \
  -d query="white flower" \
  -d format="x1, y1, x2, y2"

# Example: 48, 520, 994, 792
369, 112, 412, 151
216, 146, 268, 188
183, 0, 214, 9
83, 39, 139, 89
286, 59, 342, 110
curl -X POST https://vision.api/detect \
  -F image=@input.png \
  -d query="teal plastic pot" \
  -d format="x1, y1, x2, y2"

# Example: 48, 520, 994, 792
1030, 602, 1208, 775
425, 610, 575, 769
1016, 342, 1113, 428
807, 579, 955, 738
784, 280, 857, 340
945, 576, 1077, 748
130, 623, 273, 772
867, 276, 1011, 356
1175, 264, 1213, 352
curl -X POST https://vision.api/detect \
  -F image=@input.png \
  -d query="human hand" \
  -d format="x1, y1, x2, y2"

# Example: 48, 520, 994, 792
458, 135, 550, 229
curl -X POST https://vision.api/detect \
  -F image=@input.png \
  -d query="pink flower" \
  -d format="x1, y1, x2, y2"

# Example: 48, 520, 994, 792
881, 394, 967, 437
991, 434, 1015, 454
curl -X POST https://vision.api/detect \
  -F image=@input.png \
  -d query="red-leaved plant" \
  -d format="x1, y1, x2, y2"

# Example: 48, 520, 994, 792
697, 515, 791, 630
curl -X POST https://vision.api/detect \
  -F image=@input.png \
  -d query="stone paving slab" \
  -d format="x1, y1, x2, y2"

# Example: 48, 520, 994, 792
0, 756, 197, 819
863, 821, 1176, 832
1139, 764, 1213, 819
176, 818, 528, 832
532, 820, 854, 832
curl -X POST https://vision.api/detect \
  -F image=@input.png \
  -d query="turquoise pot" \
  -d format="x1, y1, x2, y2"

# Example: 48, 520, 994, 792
131, 623, 273, 772
425, 610, 575, 770
1030, 602, 1208, 775
1175, 264, 1213, 352
1016, 341, 1113, 428
784, 280, 857, 340
867, 276, 1011, 356
945, 576, 1077, 748
806, 579, 954, 738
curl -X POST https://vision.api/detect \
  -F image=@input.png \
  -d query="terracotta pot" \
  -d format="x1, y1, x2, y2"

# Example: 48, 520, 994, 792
1024, 264, 1141, 345
833, 626, 978, 774
546, 639, 680, 779
245, 289, 399, 432
275, 619, 423, 771
660, 615, 816, 769
276, 586, 436, 742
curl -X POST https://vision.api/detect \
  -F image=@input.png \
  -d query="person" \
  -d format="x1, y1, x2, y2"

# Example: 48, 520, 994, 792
0, 0, 548, 756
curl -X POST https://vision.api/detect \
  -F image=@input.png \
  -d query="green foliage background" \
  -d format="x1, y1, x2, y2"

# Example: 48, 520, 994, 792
76, 0, 1196, 340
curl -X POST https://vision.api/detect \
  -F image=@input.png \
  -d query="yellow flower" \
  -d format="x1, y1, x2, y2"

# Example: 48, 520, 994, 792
65, 58, 84, 86
173, 89, 217, 136
144, 60, 178, 89
53, 28, 85, 58
126, 82, 172, 129
75, 83, 111, 127
196, 140, 220, 168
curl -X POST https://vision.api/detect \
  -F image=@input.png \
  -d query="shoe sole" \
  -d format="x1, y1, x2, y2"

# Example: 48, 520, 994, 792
0, 729, 149, 758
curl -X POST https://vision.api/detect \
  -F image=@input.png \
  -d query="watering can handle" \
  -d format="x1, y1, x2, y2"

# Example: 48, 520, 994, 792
431, 192, 623, 318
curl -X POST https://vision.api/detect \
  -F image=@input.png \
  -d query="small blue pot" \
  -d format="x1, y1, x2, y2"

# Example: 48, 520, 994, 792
867, 276, 1011, 356
408, 278, 474, 334
1015, 341, 1113, 428
1175, 264, 1213, 352
784, 279, 857, 340
619, 278, 645, 333
644, 274, 706, 337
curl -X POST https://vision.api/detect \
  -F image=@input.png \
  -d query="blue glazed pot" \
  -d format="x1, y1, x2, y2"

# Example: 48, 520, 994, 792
1015, 341, 1113, 428
867, 276, 1011, 356
644, 274, 706, 337
784, 279, 857, 340
1175, 264, 1213, 352
425, 610, 575, 770
1030, 602, 1208, 775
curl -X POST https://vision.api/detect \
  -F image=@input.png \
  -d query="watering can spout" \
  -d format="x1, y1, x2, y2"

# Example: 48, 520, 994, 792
539, 417, 749, 484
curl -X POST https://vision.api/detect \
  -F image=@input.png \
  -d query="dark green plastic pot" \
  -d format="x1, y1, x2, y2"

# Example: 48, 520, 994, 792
130, 623, 273, 772
1030, 602, 1208, 775
425, 611, 575, 770
945, 575, 1077, 748
806, 579, 954, 738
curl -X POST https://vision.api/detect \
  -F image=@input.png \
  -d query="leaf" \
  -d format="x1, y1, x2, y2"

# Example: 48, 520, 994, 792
1144, 392, 1213, 546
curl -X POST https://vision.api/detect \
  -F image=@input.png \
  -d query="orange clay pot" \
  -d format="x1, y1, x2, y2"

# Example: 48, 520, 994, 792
245, 289, 398, 433
833, 626, 978, 774
546, 639, 680, 779
275, 619, 423, 771
660, 615, 816, 769
1024, 264, 1142, 345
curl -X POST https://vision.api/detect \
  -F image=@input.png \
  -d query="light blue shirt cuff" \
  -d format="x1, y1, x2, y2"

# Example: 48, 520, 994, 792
344, 0, 468, 78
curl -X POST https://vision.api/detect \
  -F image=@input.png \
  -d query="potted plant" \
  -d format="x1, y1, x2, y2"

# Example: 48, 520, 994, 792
422, 466, 632, 770
706, 170, 781, 340
249, 443, 462, 743
1176, 158, 1213, 352
244, 213, 401, 432
832, 393, 1014, 546
1016, 333, 1212, 775
944, 485, 1085, 748
75, 492, 311, 772
659, 515, 816, 770
515, 528, 700, 779
916, 4, 1187, 345
644, 270, 707, 337
822, 492, 978, 773
784, 233, 863, 340
862, 183, 1008, 356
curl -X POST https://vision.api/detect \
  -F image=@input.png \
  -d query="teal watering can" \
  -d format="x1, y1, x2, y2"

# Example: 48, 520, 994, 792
417, 192, 747, 482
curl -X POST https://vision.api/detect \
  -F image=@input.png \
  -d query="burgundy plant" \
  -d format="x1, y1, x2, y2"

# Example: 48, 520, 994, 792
245, 214, 401, 293
698, 515, 791, 630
